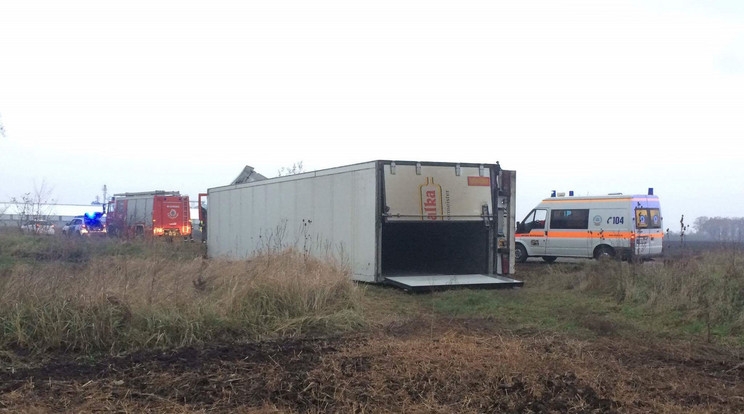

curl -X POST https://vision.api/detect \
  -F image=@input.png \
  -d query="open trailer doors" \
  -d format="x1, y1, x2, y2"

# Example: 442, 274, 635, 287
379, 161, 521, 291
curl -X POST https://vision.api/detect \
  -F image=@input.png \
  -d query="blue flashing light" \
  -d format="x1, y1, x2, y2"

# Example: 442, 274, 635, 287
648, 188, 654, 195
550, 190, 556, 198
84, 212, 103, 222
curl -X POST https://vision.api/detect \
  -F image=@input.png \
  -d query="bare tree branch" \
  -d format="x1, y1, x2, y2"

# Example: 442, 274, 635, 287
277, 161, 305, 177
9, 179, 57, 231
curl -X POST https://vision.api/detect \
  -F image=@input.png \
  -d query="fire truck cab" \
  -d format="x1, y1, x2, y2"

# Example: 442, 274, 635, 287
515, 190, 663, 262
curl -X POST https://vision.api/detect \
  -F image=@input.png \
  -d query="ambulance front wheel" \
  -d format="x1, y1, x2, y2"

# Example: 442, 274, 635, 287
515, 244, 528, 263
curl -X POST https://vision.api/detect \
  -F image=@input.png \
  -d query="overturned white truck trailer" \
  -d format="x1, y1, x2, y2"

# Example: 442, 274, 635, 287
207, 161, 522, 291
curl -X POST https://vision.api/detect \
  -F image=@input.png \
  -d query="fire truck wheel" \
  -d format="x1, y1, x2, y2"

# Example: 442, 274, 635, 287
515, 244, 528, 263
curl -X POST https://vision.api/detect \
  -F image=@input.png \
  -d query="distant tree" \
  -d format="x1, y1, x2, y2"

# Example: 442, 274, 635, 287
0, 202, 9, 220
693, 216, 744, 242
10, 180, 56, 231
693, 216, 708, 235
277, 161, 305, 177
10, 193, 33, 230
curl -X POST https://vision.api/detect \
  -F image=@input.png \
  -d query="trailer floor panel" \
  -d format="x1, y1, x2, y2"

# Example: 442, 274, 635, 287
383, 274, 523, 292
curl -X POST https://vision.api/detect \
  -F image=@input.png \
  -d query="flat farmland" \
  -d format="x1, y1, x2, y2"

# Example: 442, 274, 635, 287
1, 233, 743, 413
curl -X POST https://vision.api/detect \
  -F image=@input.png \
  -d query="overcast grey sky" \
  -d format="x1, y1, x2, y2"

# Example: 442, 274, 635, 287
1, 0, 742, 227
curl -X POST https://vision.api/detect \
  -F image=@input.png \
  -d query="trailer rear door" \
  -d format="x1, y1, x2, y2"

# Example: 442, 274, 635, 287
383, 163, 492, 222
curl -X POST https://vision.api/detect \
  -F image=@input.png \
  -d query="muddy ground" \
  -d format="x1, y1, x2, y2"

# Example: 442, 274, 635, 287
2, 318, 743, 413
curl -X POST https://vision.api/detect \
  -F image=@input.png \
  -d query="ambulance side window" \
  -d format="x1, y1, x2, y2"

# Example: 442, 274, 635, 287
522, 209, 547, 232
550, 209, 589, 230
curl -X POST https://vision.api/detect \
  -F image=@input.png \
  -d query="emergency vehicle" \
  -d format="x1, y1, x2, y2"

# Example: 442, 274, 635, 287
515, 190, 663, 262
106, 191, 191, 238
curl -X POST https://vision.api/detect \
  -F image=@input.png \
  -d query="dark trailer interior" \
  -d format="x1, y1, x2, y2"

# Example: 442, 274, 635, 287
381, 221, 489, 275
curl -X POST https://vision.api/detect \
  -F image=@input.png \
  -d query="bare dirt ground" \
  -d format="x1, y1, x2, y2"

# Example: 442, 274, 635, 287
2, 318, 743, 413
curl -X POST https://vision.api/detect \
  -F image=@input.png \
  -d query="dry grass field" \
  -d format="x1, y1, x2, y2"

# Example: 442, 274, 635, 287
1, 232, 744, 413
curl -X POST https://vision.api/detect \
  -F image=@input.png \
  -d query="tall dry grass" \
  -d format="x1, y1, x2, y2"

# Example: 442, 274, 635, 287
0, 248, 365, 354
527, 250, 744, 334
621, 251, 744, 332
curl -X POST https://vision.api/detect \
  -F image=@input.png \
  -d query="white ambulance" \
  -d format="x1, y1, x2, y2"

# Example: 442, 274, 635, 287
515, 191, 663, 262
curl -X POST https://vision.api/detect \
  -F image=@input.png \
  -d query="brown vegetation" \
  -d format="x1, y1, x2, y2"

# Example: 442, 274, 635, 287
519, 251, 744, 338
2, 321, 743, 413
2, 234, 744, 412
0, 245, 364, 354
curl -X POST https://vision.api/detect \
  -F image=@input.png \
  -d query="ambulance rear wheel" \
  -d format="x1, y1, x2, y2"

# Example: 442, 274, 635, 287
515, 244, 528, 263
594, 245, 615, 260
542, 256, 557, 263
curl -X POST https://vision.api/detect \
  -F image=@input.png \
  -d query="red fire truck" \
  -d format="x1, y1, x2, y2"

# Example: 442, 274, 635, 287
106, 191, 192, 238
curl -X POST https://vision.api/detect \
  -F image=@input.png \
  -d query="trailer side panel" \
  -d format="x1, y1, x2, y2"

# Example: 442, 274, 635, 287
208, 162, 379, 282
